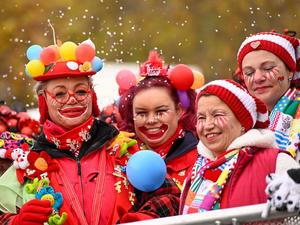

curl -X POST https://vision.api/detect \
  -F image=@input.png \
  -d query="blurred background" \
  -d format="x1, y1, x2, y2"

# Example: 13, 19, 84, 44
0, 0, 299, 112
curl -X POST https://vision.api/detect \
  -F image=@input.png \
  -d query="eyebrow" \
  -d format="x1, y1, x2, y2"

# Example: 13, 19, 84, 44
243, 61, 276, 70
134, 105, 170, 111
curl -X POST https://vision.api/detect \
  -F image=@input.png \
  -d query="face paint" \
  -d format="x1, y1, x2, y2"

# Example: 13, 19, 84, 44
215, 116, 228, 129
265, 67, 279, 81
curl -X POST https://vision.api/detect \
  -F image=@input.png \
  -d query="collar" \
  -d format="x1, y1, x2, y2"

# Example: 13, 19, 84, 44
197, 128, 277, 160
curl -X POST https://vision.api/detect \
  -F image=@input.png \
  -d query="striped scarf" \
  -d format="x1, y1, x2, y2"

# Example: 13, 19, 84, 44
269, 88, 300, 159
183, 148, 241, 214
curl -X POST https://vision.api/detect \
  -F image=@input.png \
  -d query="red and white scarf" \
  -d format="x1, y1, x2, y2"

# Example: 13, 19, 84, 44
43, 116, 94, 157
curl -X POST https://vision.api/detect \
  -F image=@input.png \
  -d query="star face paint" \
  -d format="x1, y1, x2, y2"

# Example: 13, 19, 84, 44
241, 50, 292, 110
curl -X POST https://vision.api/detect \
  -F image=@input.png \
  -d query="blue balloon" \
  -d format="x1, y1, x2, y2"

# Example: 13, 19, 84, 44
126, 150, 167, 192
91, 56, 103, 72
26, 45, 43, 60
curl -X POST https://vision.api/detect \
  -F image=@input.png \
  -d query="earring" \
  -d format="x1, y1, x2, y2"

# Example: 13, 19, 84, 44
288, 76, 293, 81
241, 127, 245, 133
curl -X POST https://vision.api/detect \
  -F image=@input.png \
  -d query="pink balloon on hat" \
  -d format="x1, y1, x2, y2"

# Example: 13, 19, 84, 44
116, 69, 137, 90
81, 39, 96, 49
76, 44, 96, 63
40, 47, 57, 65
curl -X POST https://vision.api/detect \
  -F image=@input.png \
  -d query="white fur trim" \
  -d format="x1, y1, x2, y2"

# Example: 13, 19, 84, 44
197, 128, 277, 160
228, 129, 277, 149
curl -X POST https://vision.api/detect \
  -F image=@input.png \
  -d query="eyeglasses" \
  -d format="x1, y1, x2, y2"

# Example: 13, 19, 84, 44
133, 109, 173, 124
44, 88, 91, 104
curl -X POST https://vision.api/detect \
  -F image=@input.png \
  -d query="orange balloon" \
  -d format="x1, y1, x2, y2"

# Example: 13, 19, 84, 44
191, 70, 205, 89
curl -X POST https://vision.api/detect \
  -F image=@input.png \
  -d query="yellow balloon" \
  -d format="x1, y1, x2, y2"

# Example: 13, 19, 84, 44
26, 60, 45, 77
59, 41, 77, 60
191, 70, 205, 89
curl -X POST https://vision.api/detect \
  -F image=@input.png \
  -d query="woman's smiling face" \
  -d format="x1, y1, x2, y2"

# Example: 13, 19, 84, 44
196, 95, 243, 157
44, 76, 93, 130
133, 87, 182, 149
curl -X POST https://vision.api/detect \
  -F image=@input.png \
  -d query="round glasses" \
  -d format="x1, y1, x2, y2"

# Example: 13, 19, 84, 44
133, 109, 173, 124
44, 88, 91, 104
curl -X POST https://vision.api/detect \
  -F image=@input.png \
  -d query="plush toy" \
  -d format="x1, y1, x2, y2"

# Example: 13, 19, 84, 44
36, 186, 67, 225
263, 168, 300, 218
108, 131, 137, 157
24, 177, 67, 224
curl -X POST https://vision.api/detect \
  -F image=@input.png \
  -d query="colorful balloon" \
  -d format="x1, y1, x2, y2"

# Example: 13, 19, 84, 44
81, 39, 96, 50
76, 43, 96, 63
191, 70, 205, 89
169, 64, 194, 90
49, 45, 60, 61
26, 60, 45, 77
40, 47, 57, 65
116, 69, 137, 90
26, 45, 43, 60
91, 56, 103, 72
177, 90, 190, 109
59, 41, 77, 60
126, 150, 167, 192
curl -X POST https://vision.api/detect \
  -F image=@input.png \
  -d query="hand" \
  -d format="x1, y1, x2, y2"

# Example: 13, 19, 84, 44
265, 169, 300, 213
11, 199, 53, 225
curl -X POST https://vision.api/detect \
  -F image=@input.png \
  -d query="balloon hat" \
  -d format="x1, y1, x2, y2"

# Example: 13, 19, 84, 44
25, 21, 104, 123
25, 22, 103, 81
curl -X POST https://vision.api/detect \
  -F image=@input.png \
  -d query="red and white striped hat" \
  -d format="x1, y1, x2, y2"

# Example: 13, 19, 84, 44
237, 32, 300, 82
196, 79, 269, 131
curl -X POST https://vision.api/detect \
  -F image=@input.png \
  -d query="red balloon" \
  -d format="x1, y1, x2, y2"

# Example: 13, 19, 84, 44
0, 124, 7, 133
7, 118, 18, 128
76, 44, 96, 63
21, 126, 33, 137
169, 64, 194, 90
116, 70, 137, 90
40, 47, 57, 65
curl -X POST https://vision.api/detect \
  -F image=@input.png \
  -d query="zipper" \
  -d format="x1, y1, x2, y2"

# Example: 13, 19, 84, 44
76, 157, 86, 218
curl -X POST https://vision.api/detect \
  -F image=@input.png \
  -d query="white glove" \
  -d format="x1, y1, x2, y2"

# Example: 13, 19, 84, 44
265, 169, 300, 213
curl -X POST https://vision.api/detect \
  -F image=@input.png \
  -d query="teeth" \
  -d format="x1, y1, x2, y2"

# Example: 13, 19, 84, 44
148, 128, 160, 132
206, 133, 217, 138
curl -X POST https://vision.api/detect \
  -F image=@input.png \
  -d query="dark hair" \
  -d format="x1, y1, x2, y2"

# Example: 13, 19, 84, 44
118, 76, 197, 134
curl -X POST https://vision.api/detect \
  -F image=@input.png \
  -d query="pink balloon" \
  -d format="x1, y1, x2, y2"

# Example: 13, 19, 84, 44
40, 47, 57, 65
75, 44, 96, 63
116, 70, 137, 90
169, 64, 194, 90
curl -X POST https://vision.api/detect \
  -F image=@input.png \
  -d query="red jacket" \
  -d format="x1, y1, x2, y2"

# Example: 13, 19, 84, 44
0, 119, 180, 225
180, 147, 281, 213
220, 147, 279, 208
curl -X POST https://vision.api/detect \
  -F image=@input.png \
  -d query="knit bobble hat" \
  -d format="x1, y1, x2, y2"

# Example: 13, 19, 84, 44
196, 79, 269, 131
237, 31, 300, 82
